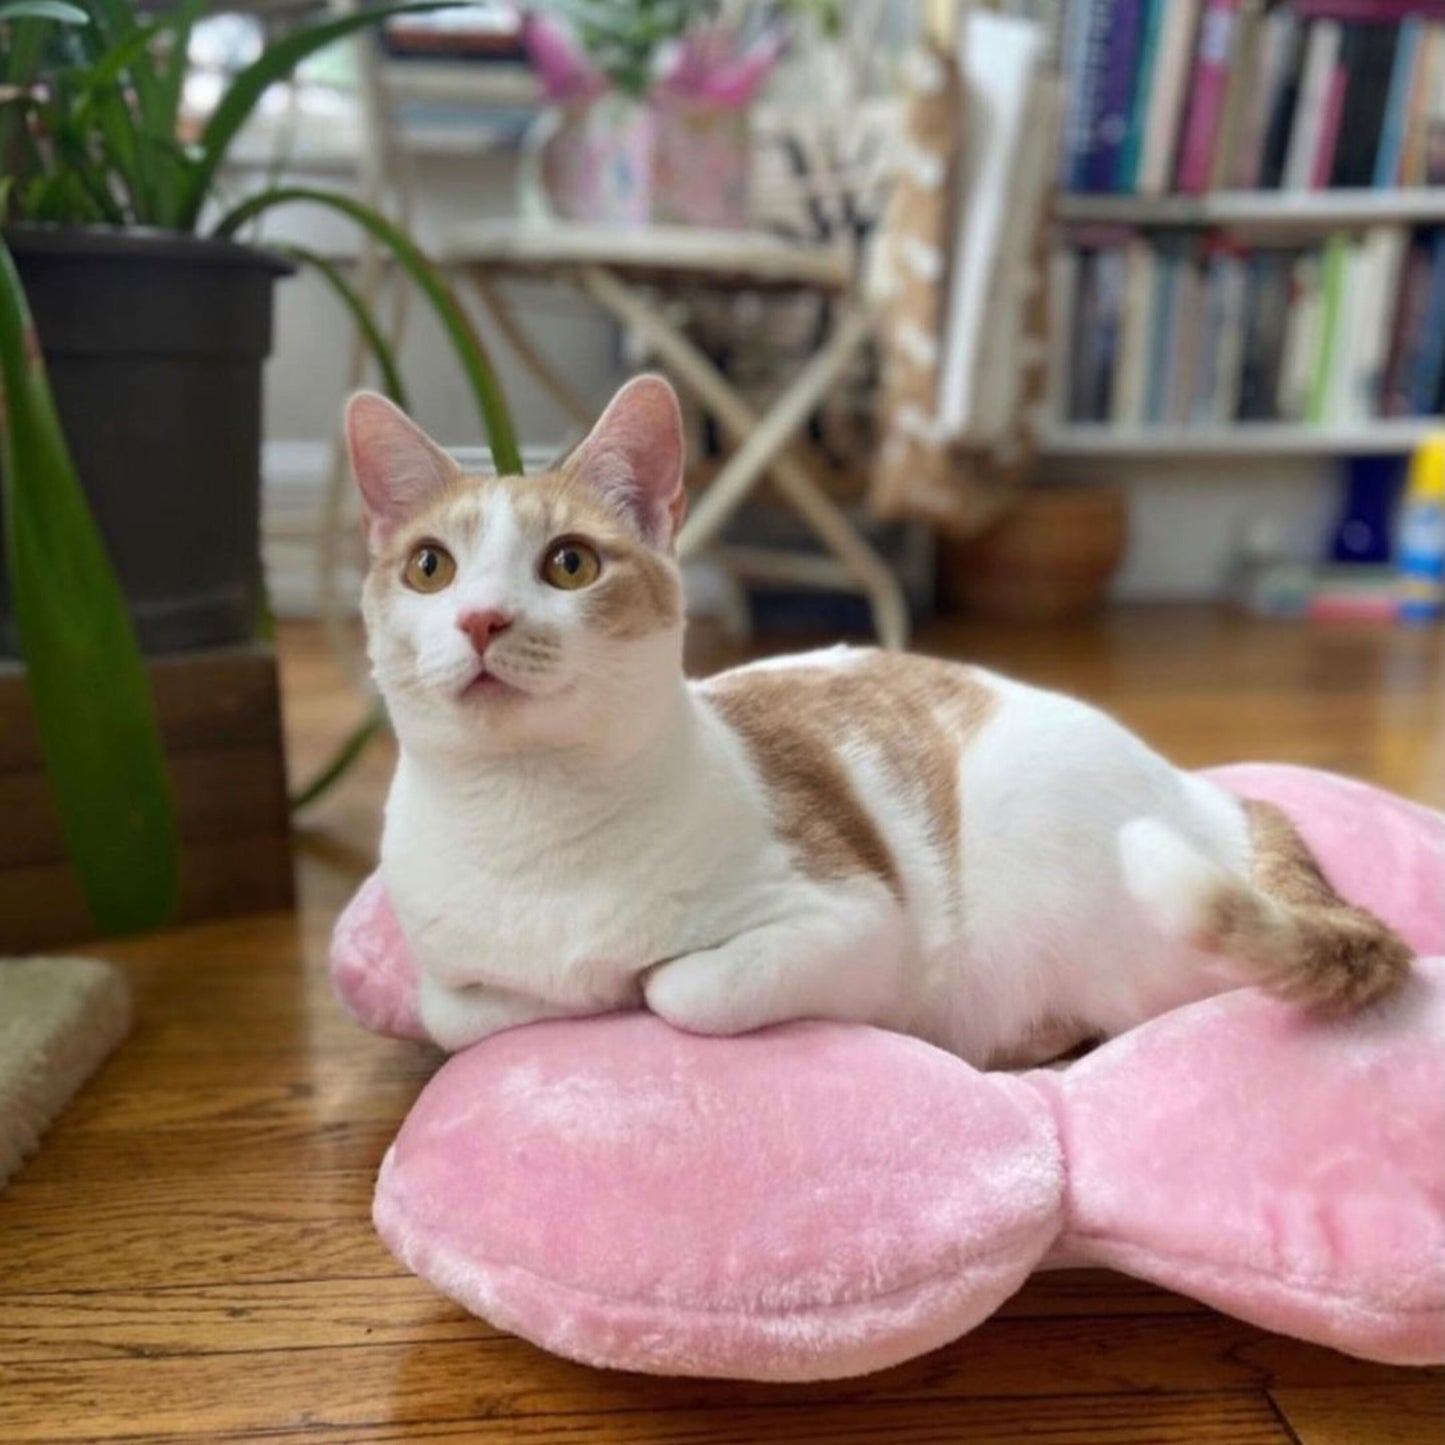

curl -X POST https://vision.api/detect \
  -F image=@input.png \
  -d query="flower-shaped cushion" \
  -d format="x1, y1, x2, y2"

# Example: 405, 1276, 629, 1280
335, 765, 1445, 1379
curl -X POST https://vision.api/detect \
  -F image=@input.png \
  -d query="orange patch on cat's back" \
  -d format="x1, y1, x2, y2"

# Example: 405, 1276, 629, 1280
702, 650, 997, 896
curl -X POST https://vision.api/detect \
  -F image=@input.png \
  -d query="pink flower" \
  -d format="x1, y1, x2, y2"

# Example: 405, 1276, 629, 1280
653, 27, 781, 110
522, 13, 606, 104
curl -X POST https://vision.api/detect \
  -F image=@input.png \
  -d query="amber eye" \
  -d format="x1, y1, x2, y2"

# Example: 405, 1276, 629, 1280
402, 543, 456, 593
542, 539, 601, 591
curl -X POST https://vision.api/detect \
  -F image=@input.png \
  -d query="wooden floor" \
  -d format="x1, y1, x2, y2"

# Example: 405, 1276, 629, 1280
2, 609, 1442, 1444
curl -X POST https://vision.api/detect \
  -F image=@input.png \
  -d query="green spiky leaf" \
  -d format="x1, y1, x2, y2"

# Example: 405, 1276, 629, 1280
0, 234, 179, 933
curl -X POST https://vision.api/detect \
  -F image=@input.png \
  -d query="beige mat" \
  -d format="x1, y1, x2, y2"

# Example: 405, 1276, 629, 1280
0, 957, 131, 1189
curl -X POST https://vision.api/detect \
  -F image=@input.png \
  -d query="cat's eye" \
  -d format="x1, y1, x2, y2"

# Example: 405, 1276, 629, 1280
402, 543, 456, 593
542, 539, 601, 591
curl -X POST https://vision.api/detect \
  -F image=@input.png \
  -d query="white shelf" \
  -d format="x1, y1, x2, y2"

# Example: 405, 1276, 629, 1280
1055, 189, 1445, 230
1041, 420, 1442, 459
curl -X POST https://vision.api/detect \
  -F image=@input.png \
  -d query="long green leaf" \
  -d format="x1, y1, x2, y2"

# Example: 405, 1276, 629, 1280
281, 245, 409, 410
177, 1, 459, 231
215, 187, 521, 474
76, 0, 160, 117
0, 1, 86, 21
0, 236, 179, 933
150, 0, 208, 211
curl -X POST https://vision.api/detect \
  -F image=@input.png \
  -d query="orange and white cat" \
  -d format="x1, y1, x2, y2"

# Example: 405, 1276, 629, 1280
347, 376, 1410, 1064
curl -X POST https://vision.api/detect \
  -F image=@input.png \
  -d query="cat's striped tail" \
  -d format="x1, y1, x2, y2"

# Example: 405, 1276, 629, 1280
1118, 802, 1412, 1012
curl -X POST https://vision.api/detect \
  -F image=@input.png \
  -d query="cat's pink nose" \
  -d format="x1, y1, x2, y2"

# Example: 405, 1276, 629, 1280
456, 609, 512, 656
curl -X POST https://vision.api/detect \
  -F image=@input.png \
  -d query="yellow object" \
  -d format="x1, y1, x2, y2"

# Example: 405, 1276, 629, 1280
1405, 433, 1445, 500
1397, 432, 1445, 623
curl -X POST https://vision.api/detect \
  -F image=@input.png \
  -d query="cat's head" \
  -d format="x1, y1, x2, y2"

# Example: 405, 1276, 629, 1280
347, 375, 688, 762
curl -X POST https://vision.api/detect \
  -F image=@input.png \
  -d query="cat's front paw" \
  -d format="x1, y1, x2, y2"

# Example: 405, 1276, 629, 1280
643, 941, 787, 1036
418, 973, 558, 1051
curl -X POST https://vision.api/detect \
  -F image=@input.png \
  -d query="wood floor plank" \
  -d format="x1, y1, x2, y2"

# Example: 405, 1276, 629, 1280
1, 1170, 394, 1291
0, 1279, 499, 1363
0, 1274, 1200, 1365
0, 1318, 1431, 1442
146, 1393, 1295, 1445
994, 1270, 1206, 1319
1268, 1382, 1445, 1445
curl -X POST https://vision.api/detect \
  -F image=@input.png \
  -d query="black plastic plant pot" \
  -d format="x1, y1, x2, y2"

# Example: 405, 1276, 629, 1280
2, 225, 293, 656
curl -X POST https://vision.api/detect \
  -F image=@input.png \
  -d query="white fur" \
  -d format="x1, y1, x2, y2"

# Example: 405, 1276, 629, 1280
364, 404, 1269, 1067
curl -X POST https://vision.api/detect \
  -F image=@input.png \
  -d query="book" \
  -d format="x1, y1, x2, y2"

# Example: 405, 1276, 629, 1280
1428, 27, 1445, 183
1090, 245, 1128, 419
1284, 21, 1342, 190
1058, 0, 1094, 186
1209, 0, 1265, 192
1373, 15, 1422, 185
1408, 230, 1445, 414
1047, 246, 1080, 422
1110, 239, 1157, 425
1175, 0, 1243, 194
1259, 18, 1309, 187
1191, 252, 1226, 423
1330, 23, 1398, 188
1399, 23, 1443, 184
1234, 6, 1300, 188
1349, 225, 1408, 420
1279, 253, 1323, 420
1209, 252, 1249, 424
1087, 0, 1147, 190
1117, 0, 1167, 193
1327, 240, 1364, 422
1311, 25, 1351, 187
1238, 252, 1292, 421
1137, 0, 1202, 195
1382, 239, 1434, 415
1071, 0, 1121, 190
1308, 233, 1351, 423
1069, 251, 1102, 422
1144, 247, 1184, 422
1167, 254, 1206, 422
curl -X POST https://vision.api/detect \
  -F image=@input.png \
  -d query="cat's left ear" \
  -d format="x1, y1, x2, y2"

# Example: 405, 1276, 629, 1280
345, 392, 462, 552
565, 375, 687, 549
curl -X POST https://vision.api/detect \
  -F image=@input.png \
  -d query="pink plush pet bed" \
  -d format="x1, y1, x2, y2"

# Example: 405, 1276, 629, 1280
332, 764, 1445, 1381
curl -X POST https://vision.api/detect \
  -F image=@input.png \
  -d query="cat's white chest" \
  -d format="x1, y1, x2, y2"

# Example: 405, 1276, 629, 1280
384, 800, 638, 1009
380, 750, 756, 1008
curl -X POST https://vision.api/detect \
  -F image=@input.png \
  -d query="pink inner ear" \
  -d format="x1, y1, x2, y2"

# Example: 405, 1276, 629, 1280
569, 376, 685, 546
345, 392, 459, 549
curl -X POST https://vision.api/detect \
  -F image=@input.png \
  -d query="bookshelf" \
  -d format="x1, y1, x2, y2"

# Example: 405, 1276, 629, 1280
1042, 419, 1440, 459
1048, 1, 1445, 460
1056, 188, 1445, 232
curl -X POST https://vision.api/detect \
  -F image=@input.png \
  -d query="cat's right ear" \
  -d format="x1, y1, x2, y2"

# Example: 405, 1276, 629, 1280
345, 392, 460, 551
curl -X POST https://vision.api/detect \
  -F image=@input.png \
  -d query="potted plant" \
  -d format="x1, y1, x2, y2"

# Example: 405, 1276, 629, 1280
0, 0, 520, 942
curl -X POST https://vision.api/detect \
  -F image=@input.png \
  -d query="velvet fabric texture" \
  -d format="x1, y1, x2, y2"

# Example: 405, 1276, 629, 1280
334, 766, 1445, 1380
